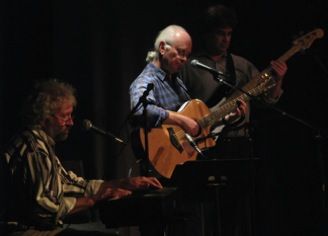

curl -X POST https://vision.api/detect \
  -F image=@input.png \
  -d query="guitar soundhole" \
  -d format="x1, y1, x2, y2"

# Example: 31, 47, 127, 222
167, 128, 183, 153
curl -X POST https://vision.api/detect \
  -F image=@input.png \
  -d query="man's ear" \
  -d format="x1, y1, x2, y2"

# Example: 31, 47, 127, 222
159, 41, 169, 55
41, 116, 52, 128
164, 43, 171, 50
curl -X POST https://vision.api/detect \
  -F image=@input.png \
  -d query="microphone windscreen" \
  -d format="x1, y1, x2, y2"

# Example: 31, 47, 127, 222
190, 59, 198, 66
82, 119, 92, 130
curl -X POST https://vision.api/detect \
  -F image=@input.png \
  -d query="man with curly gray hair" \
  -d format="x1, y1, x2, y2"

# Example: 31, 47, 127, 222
2, 79, 162, 235
21, 79, 77, 141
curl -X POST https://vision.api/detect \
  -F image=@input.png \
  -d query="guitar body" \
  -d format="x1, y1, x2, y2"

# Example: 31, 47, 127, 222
139, 99, 216, 179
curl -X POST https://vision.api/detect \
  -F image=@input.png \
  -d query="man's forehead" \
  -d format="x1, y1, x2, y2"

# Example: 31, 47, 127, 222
213, 27, 233, 33
56, 99, 74, 113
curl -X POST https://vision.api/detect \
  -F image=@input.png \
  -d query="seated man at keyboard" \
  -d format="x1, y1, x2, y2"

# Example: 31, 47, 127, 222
1, 79, 162, 236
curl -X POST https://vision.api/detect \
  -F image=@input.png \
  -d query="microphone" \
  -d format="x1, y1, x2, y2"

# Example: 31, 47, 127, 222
190, 59, 226, 77
82, 119, 125, 144
185, 133, 206, 158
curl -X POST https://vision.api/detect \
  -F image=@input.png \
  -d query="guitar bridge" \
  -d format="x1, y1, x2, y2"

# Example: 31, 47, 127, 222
167, 128, 183, 153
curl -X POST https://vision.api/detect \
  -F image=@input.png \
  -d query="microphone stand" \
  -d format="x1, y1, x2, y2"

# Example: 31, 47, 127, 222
211, 71, 323, 135
307, 51, 328, 210
120, 91, 153, 177
119, 84, 154, 132
197, 71, 258, 236
122, 97, 148, 129
113, 84, 153, 178
213, 70, 327, 227
215, 73, 328, 230
141, 96, 151, 176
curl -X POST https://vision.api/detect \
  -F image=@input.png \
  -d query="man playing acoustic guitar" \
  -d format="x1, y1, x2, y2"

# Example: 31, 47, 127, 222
129, 24, 247, 179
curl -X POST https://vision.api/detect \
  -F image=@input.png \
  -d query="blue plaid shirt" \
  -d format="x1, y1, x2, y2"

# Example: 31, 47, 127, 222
129, 63, 190, 127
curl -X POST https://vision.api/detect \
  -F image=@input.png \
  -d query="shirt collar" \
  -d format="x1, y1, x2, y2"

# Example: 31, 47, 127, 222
148, 63, 167, 82
31, 127, 56, 146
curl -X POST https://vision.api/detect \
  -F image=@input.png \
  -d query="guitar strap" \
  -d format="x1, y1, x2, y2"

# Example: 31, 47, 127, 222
225, 53, 237, 96
169, 74, 191, 103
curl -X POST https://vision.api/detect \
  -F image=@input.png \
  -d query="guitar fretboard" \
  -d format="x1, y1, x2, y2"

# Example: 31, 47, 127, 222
198, 28, 324, 129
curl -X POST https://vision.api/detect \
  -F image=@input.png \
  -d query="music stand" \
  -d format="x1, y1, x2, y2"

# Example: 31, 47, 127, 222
171, 159, 259, 236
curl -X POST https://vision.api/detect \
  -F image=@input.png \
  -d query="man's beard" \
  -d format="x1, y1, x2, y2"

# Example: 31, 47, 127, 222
55, 129, 70, 141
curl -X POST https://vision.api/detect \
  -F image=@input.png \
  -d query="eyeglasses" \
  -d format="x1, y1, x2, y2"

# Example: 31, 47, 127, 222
52, 113, 74, 124
164, 42, 190, 59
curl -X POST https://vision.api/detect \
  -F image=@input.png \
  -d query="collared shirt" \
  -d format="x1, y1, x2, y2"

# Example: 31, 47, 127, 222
129, 63, 190, 128
2, 128, 103, 229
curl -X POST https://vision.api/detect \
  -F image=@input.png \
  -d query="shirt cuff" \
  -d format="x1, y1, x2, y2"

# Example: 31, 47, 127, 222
85, 179, 104, 196
58, 197, 77, 218
154, 109, 169, 127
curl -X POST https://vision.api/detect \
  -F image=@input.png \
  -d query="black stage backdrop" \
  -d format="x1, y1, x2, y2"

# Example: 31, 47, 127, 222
1, 0, 328, 235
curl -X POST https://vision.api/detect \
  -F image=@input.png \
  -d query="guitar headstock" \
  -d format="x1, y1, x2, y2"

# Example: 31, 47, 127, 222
292, 28, 324, 51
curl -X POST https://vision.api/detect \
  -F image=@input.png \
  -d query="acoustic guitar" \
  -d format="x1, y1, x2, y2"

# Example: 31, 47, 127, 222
139, 28, 324, 179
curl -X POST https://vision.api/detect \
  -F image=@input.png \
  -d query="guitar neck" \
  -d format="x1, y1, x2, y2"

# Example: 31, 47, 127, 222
277, 46, 300, 63
198, 45, 297, 129
199, 28, 324, 130
199, 83, 263, 128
